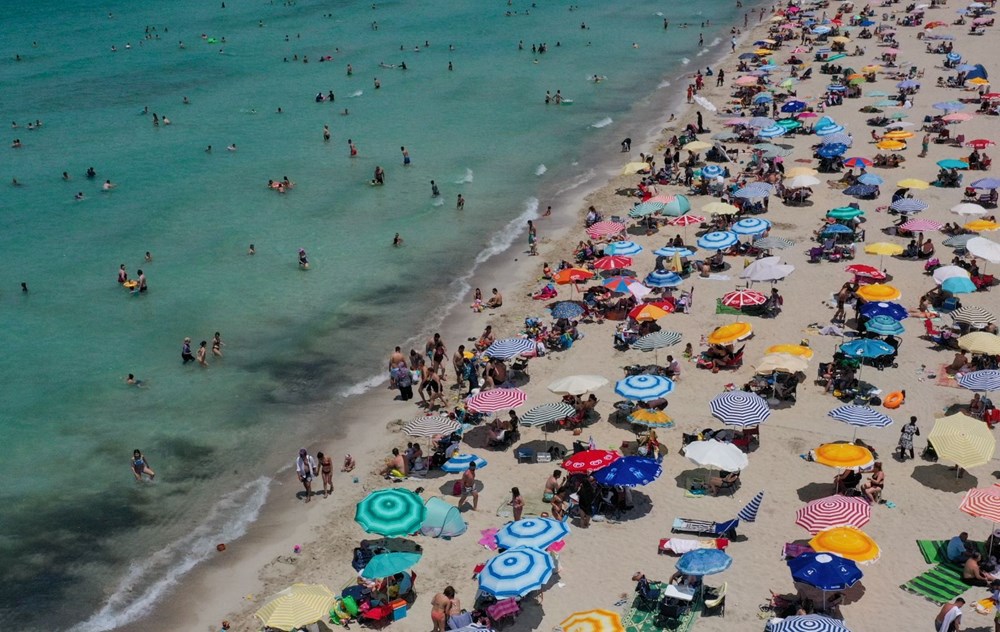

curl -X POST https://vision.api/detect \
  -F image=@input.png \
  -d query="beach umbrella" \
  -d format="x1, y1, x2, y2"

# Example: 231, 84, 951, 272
827, 206, 863, 220
899, 219, 942, 232
897, 79, 920, 89
776, 118, 803, 130
771, 615, 853, 632
959, 332, 1000, 355
548, 375, 608, 396
676, 549, 733, 576
355, 489, 427, 537
703, 201, 740, 215
855, 283, 901, 302
967, 237, 1000, 264
756, 353, 809, 374
757, 125, 787, 139
479, 546, 555, 598
562, 450, 620, 473
766, 344, 813, 358
521, 402, 576, 427
971, 178, 1000, 190
496, 518, 569, 551
551, 301, 586, 320
749, 116, 777, 128
622, 161, 650, 175
943, 277, 977, 294
863, 242, 903, 258
863, 315, 905, 336
559, 610, 624, 632
592, 255, 633, 270
648, 194, 677, 205
960, 485, 1000, 524
820, 132, 853, 146
889, 198, 928, 214
742, 262, 795, 282
796, 497, 871, 534
732, 218, 772, 236
734, 182, 774, 199
966, 219, 1000, 233
754, 236, 795, 250
876, 140, 906, 151
710, 391, 771, 427
586, 221, 626, 239
722, 289, 768, 309
707, 322, 753, 345
813, 443, 875, 469
654, 246, 697, 260
628, 303, 670, 323
698, 231, 739, 250
693, 94, 718, 112
840, 338, 894, 359
788, 174, 821, 188
952, 306, 996, 326
739, 491, 765, 522
951, 203, 987, 216
753, 93, 774, 105
941, 114, 972, 124
254, 584, 337, 632
644, 270, 683, 288
404, 415, 461, 437
845, 264, 885, 280
959, 370, 1000, 393
361, 552, 422, 579
700, 165, 725, 179
712, 132, 740, 141
856, 173, 883, 186
842, 157, 872, 169
789, 551, 863, 590
937, 159, 970, 171
684, 140, 713, 153
603, 275, 637, 294
945, 234, 978, 249
685, 439, 749, 471
628, 202, 663, 218
816, 124, 846, 136
929, 413, 996, 469
553, 267, 595, 284
786, 167, 819, 178
615, 374, 675, 401
467, 387, 527, 412
628, 408, 674, 428
934, 101, 964, 112
633, 330, 682, 351
668, 214, 705, 227
817, 145, 847, 159
661, 195, 692, 217
442, 453, 488, 473
782, 100, 808, 113
809, 527, 880, 564
828, 405, 894, 442
843, 184, 878, 198
485, 338, 537, 360
897, 178, 930, 190
605, 240, 643, 256
860, 301, 906, 321
822, 224, 854, 235
592, 455, 662, 487
966, 139, 997, 150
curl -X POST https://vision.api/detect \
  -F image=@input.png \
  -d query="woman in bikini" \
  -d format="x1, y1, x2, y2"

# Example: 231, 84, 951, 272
212, 332, 224, 357
131, 449, 155, 481
317, 451, 334, 497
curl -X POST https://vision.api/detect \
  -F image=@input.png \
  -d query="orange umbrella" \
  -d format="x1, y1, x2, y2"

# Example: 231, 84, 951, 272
856, 283, 901, 302
553, 268, 595, 284
629, 304, 670, 323
809, 526, 881, 563
707, 322, 753, 345
813, 443, 875, 469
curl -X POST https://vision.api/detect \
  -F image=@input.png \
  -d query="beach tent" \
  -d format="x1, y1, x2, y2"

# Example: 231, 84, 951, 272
420, 496, 467, 538
966, 64, 988, 82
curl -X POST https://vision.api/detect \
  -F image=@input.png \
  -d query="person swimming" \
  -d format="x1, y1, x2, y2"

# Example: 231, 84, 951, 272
298, 248, 310, 269
132, 449, 155, 481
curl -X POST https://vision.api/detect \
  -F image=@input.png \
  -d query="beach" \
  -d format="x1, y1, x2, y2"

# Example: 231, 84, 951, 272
6, 0, 1000, 631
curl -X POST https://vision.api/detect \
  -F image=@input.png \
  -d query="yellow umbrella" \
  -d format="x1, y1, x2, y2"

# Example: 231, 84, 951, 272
702, 201, 740, 215
669, 251, 683, 272
856, 283, 901, 302
809, 527, 881, 564
969, 77, 991, 86
830, 36, 851, 44
707, 322, 753, 345
813, 443, 875, 469
683, 140, 713, 152
929, 413, 996, 469
965, 220, 1000, 232
628, 408, 673, 427
785, 167, 819, 178
766, 344, 814, 359
754, 48, 773, 55
622, 161, 649, 175
561, 609, 626, 632
959, 332, 1000, 355
896, 177, 929, 188
862, 65, 881, 72
755, 353, 809, 374
864, 242, 904, 256
631, 304, 670, 322
255, 584, 337, 632
884, 131, 916, 141
876, 139, 906, 151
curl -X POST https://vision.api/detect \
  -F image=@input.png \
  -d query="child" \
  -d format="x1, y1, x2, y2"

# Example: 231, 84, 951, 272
342, 454, 356, 472
683, 342, 694, 359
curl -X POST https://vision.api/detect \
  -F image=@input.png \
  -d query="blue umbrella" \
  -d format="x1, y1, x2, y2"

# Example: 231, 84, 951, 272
959, 370, 1000, 392
772, 615, 852, 632
818, 144, 847, 158
937, 159, 969, 169
697, 231, 739, 250
739, 52, 760, 60
734, 183, 774, 199
971, 178, 1000, 190
782, 100, 808, 113
485, 338, 536, 359
479, 547, 555, 598
860, 301, 907, 320
701, 165, 725, 178
812, 25, 832, 34
943, 276, 977, 294
828, 405, 894, 428
645, 270, 684, 287
933, 101, 964, 112
820, 132, 853, 147
788, 552, 862, 590
361, 552, 422, 579
441, 454, 488, 473
956, 64, 978, 72
822, 224, 854, 234
676, 549, 733, 576
614, 374, 675, 401
859, 19, 875, 26
654, 246, 697, 257
738, 491, 765, 522
840, 339, 894, 358
495, 518, 569, 550
857, 173, 884, 186
551, 301, 585, 320
946, 52, 962, 63
843, 184, 878, 198
864, 314, 905, 336
605, 240, 643, 256
897, 79, 920, 89
710, 391, 771, 427
966, 64, 988, 81
732, 217, 772, 236
753, 93, 774, 104
592, 455, 662, 487
826, 85, 847, 93
890, 198, 928, 214
758, 125, 787, 138
815, 123, 846, 135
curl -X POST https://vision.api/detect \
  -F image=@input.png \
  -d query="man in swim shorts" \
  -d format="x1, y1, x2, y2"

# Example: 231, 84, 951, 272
458, 462, 479, 511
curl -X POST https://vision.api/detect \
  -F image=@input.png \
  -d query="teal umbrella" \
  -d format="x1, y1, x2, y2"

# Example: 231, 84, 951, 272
662, 194, 691, 217
937, 159, 969, 169
827, 206, 864, 220
776, 118, 802, 130
355, 489, 427, 537
361, 552, 422, 579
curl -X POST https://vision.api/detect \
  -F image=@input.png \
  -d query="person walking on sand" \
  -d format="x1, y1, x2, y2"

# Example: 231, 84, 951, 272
295, 448, 318, 502
458, 461, 479, 511
897, 416, 919, 461
430, 587, 456, 632
131, 449, 155, 481
317, 451, 334, 497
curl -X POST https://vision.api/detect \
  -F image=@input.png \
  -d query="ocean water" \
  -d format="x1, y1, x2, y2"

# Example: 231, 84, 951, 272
0, 0, 751, 628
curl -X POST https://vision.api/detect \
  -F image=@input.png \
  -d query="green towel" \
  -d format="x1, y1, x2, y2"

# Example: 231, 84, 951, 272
917, 540, 949, 565
900, 563, 970, 604
715, 299, 742, 316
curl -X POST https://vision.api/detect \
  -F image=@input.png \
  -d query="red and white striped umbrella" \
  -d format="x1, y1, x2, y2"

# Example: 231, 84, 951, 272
795, 495, 871, 534
648, 194, 678, 205
562, 449, 620, 473
959, 484, 1000, 524
668, 214, 706, 227
586, 221, 627, 239
721, 289, 768, 308
466, 387, 527, 413
844, 264, 886, 280
898, 219, 943, 232
592, 255, 633, 270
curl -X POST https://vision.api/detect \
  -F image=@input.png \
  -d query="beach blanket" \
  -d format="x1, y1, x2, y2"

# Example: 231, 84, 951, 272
934, 365, 961, 389
622, 581, 700, 632
715, 299, 742, 315
901, 540, 986, 604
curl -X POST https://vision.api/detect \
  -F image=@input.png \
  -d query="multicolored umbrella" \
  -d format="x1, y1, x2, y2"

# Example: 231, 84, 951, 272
860, 301, 907, 320
842, 157, 872, 169
479, 547, 555, 598
668, 214, 705, 227
496, 518, 569, 550
710, 391, 771, 427
628, 303, 671, 323
628, 408, 674, 428
676, 549, 733, 576
795, 496, 871, 534
614, 374, 675, 401
355, 489, 427, 537
562, 450, 620, 473
551, 301, 586, 319
466, 387, 527, 412
592, 455, 662, 487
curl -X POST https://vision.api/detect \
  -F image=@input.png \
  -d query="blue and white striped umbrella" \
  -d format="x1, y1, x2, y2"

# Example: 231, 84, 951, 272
864, 315, 905, 336
495, 518, 570, 550
605, 240, 643, 256
857, 173, 884, 186
959, 370, 1000, 392
701, 165, 725, 178
771, 614, 852, 632
551, 301, 586, 320
485, 338, 536, 359
732, 217, 772, 236
633, 330, 683, 351
889, 198, 928, 214
697, 231, 739, 250
654, 246, 697, 257
828, 405, 894, 428
645, 270, 684, 288
441, 453, 488, 473
734, 183, 774, 199
812, 25, 832, 34
815, 124, 846, 136
479, 547, 555, 598
758, 125, 787, 139
820, 132, 853, 147
738, 491, 765, 522
710, 391, 771, 427
946, 52, 962, 63
748, 116, 776, 128
592, 455, 662, 487
753, 92, 774, 104
615, 374, 675, 401
676, 549, 733, 576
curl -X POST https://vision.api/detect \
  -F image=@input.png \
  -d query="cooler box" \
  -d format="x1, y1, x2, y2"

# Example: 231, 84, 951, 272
391, 599, 407, 621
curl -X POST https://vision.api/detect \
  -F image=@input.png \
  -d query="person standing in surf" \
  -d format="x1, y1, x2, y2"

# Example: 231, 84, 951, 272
132, 449, 155, 481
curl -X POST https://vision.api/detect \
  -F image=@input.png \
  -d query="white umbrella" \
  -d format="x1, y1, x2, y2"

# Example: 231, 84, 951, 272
933, 265, 971, 284
628, 282, 653, 301
967, 237, 1000, 264
744, 263, 795, 282
694, 95, 718, 112
548, 375, 609, 396
787, 174, 821, 188
951, 203, 987, 216
685, 439, 749, 471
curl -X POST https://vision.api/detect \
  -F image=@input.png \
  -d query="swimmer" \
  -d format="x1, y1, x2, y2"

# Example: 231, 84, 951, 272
183, 96, 190, 104
102, 179, 116, 191
401, 146, 410, 165
86, 167, 96, 178
323, 125, 331, 141
349, 139, 357, 156
74, 192, 85, 201
431, 180, 440, 196
298, 248, 310, 269
373, 77, 381, 89
393, 232, 403, 247
342, 108, 349, 116
276, 107, 283, 114
132, 449, 155, 481
12, 178, 21, 187
126, 373, 145, 387
205, 145, 212, 153
227, 144, 237, 151
248, 243, 255, 255
373, 165, 385, 184
145, 251, 152, 262
448, 61, 453, 71
457, 194, 465, 209
21, 282, 28, 293
62, 171, 70, 180
212, 332, 224, 357
197, 341, 209, 367
347, 63, 353, 75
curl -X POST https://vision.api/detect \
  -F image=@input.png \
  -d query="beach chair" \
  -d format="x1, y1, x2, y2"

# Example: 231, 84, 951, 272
671, 517, 740, 539
655, 601, 684, 627
636, 577, 661, 610
703, 582, 727, 617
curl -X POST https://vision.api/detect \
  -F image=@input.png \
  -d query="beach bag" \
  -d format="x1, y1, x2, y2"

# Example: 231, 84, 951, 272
452, 481, 463, 496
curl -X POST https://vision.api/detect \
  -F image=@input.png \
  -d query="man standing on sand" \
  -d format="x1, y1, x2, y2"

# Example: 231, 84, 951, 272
453, 344, 467, 388
458, 461, 479, 510
389, 346, 405, 386
935, 598, 963, 632
295, 448, 318, 503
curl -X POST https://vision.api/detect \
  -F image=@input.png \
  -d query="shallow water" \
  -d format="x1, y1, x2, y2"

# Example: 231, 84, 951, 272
0, 0, 750, 628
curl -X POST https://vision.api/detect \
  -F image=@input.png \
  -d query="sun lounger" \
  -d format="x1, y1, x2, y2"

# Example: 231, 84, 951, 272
671, 517, 739, 539
659, 537, 730, 555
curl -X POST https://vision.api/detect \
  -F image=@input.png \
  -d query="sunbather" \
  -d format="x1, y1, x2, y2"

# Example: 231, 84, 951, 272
708, 471, 739, 496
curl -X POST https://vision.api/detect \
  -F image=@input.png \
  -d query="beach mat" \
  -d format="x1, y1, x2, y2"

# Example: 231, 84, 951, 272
622, 581, 700, 632
901, 540, 986, 604
934, 365, 961, 388
917, 540, 950, 565
715, 299, 742, 316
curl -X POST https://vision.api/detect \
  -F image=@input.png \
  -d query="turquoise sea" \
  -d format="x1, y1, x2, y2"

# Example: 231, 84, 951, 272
0, 0, 755, 628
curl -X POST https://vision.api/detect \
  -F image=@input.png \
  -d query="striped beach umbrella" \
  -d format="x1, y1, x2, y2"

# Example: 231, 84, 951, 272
748, 116, 776, 128
628, 201, 665, 217
441, 453, 488, 473
592, 455, 662, 487
820, 132, 853, 147
668, 214, 704, 227
701, 165, 725, 178
698, 231, 739, 250
654, 246, 697, 257
929, 413, 996, 469
815, 124, 846, 136
560, 610, 624, 632
944, 233, 978, 248
734, 182, 774, 199
551, 301, 586, 320
255, 584, 337, 632
485, 338, 536, 359
754, 236, 795, 250
562, 450, 620, 473
496, 518, 570, 550
860, 301, 907, 321
662, 195, 692, 217
738, 491, 765, 522
951, 306, 996, 326
771, 615, 852, 632
479, 547, 555, 598
960, 485, 1000, 523
828, 405, 893, 429
521, 402, 576, 427
732, 217, 772, 235
605, 240, 643, 256
676, 549, 733, 576
898, 219, 942, 232
889, 198, 928, 214
355, 489, 427, 537
586, 221, 626, 239
795, 496, 871, 534
614, 374, 675, 401
863, 315, 905, 336
592, 255, 633, 270
403, 415, 461, 437
633, 331, 682, 351
758, 125, 787, 138
722, 289, 768, 308
466, 387, 527, 412
959, 370, 1000, 393
710, 391, 771, 427
644, 270, 683, 288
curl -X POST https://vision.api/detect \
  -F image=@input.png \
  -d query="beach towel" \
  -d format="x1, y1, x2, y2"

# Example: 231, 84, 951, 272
935, 365, 961, 389
902, 540, 987, 604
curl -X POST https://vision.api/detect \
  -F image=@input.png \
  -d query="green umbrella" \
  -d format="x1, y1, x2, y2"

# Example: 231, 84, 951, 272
827, 206, 864, 220
662, 194, 691, 217
776, 119, 802, 130
361, 552, 422, 579
355, 489, 427, 537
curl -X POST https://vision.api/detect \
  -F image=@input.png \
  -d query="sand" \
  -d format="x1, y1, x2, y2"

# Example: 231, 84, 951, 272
144, 3, 1000, 632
